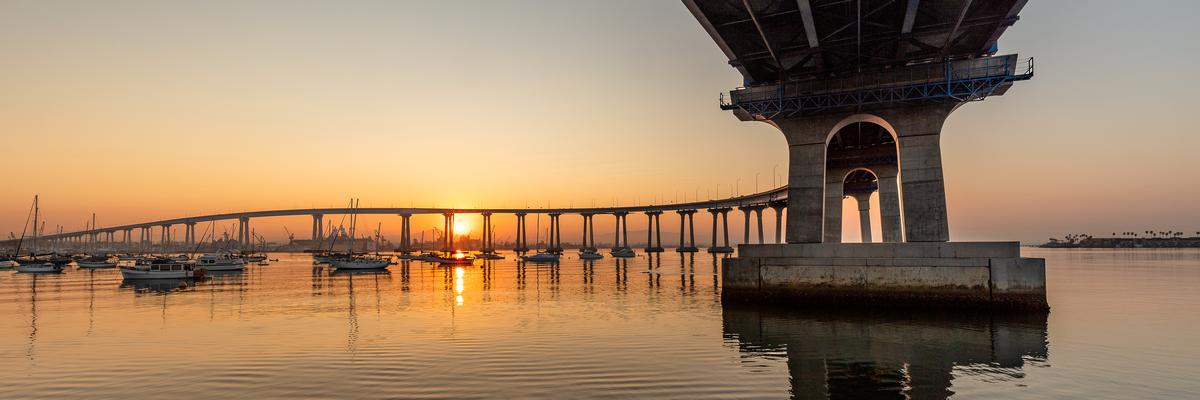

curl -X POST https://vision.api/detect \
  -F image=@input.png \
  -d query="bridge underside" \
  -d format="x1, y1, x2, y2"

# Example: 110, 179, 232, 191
688, 0, 1045, 309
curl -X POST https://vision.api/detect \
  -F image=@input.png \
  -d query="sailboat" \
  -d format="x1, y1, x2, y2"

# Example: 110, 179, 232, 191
16, 196, 64, 273
520, 214, 559, 263
331, 199, 390, 270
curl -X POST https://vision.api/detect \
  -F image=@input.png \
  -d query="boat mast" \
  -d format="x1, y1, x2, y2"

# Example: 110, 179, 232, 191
31, 195, 39, 257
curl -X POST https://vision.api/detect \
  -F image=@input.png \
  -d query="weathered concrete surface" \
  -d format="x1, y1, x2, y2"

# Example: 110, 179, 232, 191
723, 242, 1047, 310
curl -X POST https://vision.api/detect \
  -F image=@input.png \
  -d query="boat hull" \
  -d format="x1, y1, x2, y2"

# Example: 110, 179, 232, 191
120, 268, 194, 280
332, 259, 390, 270
77, 261, 118, 268
197, 262, 245, 271
17, 264, 64, 273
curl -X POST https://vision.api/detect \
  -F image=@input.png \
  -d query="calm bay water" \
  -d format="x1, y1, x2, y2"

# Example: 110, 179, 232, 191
1, 249, 1197, 399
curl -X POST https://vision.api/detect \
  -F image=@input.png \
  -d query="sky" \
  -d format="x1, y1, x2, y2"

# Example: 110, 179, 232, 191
2, 0, 1198, 244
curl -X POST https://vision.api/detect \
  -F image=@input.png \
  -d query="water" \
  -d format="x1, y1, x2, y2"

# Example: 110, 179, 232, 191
0, 249, 1197, 399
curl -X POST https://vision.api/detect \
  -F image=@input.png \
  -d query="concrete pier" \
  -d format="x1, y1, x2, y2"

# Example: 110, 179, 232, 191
723, 242, 1047, 310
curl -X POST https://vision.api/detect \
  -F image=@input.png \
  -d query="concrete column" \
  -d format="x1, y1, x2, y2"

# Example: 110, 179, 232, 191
160, 225, 167, 244
876, 166, 903, 243
581, 214, 590, 250
688, 212, 695, 247
754, 208, 764, 244
655, 214, 662, 248
515, 213, 528, 252
400, 214, 412, 252
621, 214, 629, 249
823, 167, 845, 243
721, 210, 730, 247
646, 213, 654, 249
588, 215, 595, 249
898, 133, 949, 241
853, 192, 874, 243
613, 213, 621, 249
786, 142, 825, 243
709, 209, 718, 248
771, 204, 784, 243
678, 212, 685, 248
312, 214, 324, 241
742, 208, 751, 245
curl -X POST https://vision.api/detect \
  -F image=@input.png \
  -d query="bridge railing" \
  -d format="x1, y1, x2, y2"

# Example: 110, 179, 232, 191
720, 55, 1034, 117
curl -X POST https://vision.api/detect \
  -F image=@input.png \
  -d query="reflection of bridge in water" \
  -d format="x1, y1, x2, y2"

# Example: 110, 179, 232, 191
11, 187, 791, 255
724, 305, 1049, 399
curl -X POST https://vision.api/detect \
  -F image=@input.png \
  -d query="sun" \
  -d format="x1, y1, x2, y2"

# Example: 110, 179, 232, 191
454, 221, 470, 234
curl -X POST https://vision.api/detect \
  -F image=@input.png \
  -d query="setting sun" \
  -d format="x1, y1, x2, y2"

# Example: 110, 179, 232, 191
453, 221, 469, 234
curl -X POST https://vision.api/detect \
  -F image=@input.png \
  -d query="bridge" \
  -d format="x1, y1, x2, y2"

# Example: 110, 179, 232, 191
4, 186, 790, 255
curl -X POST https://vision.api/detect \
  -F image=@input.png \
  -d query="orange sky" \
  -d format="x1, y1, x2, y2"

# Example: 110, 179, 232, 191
2, 1, 1198, 244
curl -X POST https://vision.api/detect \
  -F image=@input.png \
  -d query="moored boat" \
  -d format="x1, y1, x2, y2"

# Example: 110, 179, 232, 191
579, 249, 604, 260
77, 254, 118, 268
610, 248, 636, 258
196, 253, 246, 271
435, 251, 476, 265
120, 257, 203, 280
331, 254, 391, 270
520, 251, 560, 263
16, 258, 64, 273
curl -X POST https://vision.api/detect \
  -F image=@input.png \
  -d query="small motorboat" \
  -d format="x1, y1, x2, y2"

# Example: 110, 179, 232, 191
0, 257, 17, 269
610, 248, 636, 258
120, 257, 203, 280
77, 254, 118, 268
331, 254, 391, 270
578, 250, 604, 260
520, 252, 560, 263
196, 253, 246, 271
435, 251, 476, 265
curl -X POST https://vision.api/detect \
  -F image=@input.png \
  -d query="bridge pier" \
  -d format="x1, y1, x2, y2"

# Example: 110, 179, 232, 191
611, 211, 631, 252
770, 201, 785, 244
580, 213, 597, 252
850, 192, 874, 243
547, 213, 562, 253
676, 210, 698, 252
399, 213, 412, 253
514, 213, 528, 252
481, 212, 495, 253
442, 213, 455, 252
707, 207, 733, 253
644, 211, 663, 252
311, 214, 324, 242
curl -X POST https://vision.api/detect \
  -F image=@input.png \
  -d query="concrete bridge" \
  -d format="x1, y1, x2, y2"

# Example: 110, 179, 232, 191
4, 186, 795, 255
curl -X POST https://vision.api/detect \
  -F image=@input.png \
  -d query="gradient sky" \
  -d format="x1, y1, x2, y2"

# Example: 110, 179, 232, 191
2, 0, 1198, 244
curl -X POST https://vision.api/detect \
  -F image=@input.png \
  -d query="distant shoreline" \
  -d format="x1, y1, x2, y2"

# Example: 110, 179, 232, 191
1039, 237, 1200, 248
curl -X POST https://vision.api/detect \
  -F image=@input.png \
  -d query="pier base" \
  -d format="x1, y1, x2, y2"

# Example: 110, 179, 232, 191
722, 242, 1046, 310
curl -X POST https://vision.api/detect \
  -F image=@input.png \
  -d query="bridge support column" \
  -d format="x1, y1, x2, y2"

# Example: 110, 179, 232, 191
514, 213, 528, 252
311, 214, 324, 241
481, 213, 493, 253
877, 166, 903, 243
770, 202, 785, 244
580, 213, 595, 251
707, 208, 733, 253
621, 213, 630, 250
755, 207, 764, 244
675, 210, 698, 252
852, 192, 874, 243
612, 212, 630, 251
398, 213, 411, 253
644, 211, 663, 252
549, 213, 562, 253
442, 213, 454, 252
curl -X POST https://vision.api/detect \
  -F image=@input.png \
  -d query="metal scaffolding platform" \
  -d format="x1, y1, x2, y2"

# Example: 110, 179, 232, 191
721, 57, 1033, 118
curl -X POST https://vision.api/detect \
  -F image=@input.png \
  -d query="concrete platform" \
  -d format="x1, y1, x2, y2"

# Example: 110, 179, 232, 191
722, 242, 1047, 310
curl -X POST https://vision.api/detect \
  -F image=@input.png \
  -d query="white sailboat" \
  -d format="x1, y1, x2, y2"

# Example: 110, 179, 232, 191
16, 196, 64, 273
331, 199, 390, 270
